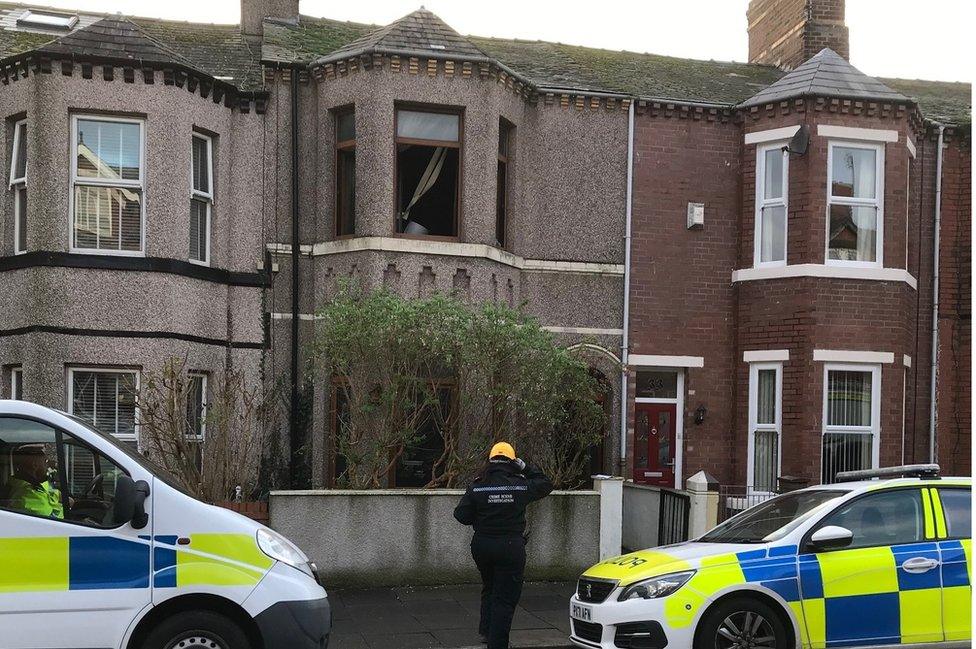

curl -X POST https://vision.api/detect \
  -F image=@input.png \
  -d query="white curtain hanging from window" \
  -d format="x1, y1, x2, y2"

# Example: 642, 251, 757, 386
400, 146, 446, 225
853, 150, 876, 261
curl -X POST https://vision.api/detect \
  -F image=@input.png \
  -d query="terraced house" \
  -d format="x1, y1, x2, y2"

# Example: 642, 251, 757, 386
0, 0, 969, 491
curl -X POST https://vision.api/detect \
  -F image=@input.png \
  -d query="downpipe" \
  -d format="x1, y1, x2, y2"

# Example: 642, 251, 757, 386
928, 124, 945, 464
619, 100, 635, 474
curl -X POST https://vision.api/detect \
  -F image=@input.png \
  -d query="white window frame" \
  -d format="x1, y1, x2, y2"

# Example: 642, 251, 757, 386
187, 371, 208, 442
67, 367, 141, 443
821, 362, 882, 475
754, 141, 789, 268
9, 118, 27, 254
825, 140, 885, 268
189, 132, 213, 266
10, 366, 22, 400
69, 114, 146, 256
747, 362, 782, 494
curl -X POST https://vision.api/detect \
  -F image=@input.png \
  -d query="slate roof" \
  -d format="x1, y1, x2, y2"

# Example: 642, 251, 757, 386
36, 15, 199, 68
740, 48, 908, 109
884, 77, 972, 126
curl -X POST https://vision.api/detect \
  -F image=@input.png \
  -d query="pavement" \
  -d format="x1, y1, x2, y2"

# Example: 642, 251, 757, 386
328, 581, 576, 649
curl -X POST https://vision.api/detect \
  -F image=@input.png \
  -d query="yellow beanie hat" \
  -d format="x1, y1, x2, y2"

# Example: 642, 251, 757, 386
489, 442, 516, 460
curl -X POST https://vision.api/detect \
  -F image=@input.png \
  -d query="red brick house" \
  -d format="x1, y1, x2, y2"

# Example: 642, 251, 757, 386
626, 0, 971, 492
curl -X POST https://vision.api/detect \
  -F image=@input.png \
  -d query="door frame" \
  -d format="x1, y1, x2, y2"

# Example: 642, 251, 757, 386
633, 368, 684, 489
746, 361, 783, 495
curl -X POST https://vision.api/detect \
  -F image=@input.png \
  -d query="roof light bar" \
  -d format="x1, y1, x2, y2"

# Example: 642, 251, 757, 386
834, 464, 941, 483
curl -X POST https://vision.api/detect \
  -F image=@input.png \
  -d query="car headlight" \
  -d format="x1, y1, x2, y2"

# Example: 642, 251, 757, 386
617, 570, 695, 601
257, 528, 314, 579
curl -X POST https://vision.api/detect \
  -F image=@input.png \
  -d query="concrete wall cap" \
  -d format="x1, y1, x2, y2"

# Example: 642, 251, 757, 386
685, 470, 720, 491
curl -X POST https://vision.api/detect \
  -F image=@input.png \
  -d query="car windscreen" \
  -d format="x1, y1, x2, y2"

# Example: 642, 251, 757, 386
700, 489, 848, 543
58, 411, 192, 497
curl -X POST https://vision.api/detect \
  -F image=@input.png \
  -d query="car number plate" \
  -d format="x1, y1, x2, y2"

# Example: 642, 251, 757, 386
571, 603, 592, 621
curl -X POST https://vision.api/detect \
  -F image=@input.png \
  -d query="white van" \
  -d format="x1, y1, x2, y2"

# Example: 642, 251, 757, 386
0, 400, 330, 649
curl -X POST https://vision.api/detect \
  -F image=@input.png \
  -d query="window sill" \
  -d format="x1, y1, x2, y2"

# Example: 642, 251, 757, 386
69, 248, 146, 258
393, 233, 460, 243
188, 258, 211, 268
732, 264, 917, 289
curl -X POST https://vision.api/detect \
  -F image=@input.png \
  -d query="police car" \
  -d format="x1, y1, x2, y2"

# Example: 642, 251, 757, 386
0, 400, 330, 649
571, 466, 971, 649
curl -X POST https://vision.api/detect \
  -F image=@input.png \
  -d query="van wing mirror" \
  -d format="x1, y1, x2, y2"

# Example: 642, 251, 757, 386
114, 475, 151, 529
808, 525, 854, 551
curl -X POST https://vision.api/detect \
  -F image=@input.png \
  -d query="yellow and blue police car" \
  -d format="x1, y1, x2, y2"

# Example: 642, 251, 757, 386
0, 400, 330, 649
570, 465, 971, 649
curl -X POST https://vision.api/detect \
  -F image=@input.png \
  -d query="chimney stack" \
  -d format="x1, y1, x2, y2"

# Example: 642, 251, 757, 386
241, 0, 300, 39
747, 0, 849, 70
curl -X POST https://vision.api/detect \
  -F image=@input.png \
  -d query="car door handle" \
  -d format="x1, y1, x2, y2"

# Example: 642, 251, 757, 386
902, 557, 940, 573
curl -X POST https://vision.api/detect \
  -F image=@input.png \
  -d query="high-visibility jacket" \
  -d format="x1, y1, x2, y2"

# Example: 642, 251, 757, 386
4, 477, 64, 519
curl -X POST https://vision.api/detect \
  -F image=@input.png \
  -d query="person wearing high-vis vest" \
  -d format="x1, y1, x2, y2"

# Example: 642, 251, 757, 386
1, 444, 63, 519
453, 442, 554, 649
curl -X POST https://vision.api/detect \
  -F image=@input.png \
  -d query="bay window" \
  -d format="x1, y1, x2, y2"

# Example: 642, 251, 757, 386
335, 108, 356, 237
395, 107, 461, 237
69, 368, 139, 443
71, 116, 144, 254
822, 364, 880, 483
190, 133, 213, 264
748, 362, 782, 493
9, 118, 26, 253
827, 142, 884, 265
755, 143, 788, 265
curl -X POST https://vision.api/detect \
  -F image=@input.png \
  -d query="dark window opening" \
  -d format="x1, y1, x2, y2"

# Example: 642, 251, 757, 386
496, 120, 512, 247
335, 109, 356, 237
395, 108, 461, 237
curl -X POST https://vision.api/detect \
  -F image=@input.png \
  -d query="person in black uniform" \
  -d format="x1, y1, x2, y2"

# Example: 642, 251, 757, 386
453, 442, 553, 649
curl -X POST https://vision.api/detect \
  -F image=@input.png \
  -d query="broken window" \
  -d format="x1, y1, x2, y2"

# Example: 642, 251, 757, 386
335, 108, 356, 236
395, 108, 460, 237
496, 119, 512, 247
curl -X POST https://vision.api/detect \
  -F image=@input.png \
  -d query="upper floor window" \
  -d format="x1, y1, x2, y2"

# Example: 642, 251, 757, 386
9, 118, 27, 254
496, 120, 513, 248
68, 367, 139, 444
71, 116, 144, 255
395, 107, 461, 238
335, 108, 356, 237
755, 143, 788, 266
190, 133, 213, 264
827, 142, 883, 265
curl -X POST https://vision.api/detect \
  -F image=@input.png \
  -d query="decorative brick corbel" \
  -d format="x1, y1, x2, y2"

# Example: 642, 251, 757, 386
426, 58, 437, 76
142, 67, 154, 84
186, 74, 198, 92
61, 60, 73, 76
200, 79, 212, 98
81, 62, 93, 79
123, 67, 135, 83
163, 69, 174, 85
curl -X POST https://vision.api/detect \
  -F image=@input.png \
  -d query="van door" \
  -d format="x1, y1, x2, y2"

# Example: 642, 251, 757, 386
0, 416, 152, 649
934, 486, 972, 642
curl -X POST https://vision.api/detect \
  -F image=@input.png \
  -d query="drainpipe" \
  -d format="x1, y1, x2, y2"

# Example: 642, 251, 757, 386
928, 124, 945, 464
619, 99, 635, 475
289, 67, 301, 484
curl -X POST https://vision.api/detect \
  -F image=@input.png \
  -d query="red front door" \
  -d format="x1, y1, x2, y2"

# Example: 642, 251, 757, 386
633, 403, 676, 486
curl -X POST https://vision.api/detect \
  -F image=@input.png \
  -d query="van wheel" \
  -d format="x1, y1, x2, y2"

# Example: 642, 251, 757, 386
694, 597, 790, 649
142, 611, 252, 649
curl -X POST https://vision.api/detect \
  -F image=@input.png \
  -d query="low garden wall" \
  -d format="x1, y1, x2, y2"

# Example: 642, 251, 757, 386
270, 488, 603, 587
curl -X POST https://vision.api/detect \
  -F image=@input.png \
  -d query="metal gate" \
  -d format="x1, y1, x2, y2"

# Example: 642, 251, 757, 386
657, 488, 690, 545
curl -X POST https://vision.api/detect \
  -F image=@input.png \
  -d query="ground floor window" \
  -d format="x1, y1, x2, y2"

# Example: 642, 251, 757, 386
68, 368, 139, 445
8, 366, 22, 400
748, 362, 782, 493
822, 364, 880, 483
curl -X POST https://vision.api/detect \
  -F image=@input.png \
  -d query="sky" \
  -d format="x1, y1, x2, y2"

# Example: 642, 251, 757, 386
18, 0, 974, 82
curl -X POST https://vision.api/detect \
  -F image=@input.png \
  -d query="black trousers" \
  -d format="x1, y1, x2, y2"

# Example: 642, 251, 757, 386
471, 533, 527, 649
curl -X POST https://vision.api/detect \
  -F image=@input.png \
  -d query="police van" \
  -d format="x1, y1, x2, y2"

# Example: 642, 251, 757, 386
0, 400, 330, 649
571, 465, 971, 649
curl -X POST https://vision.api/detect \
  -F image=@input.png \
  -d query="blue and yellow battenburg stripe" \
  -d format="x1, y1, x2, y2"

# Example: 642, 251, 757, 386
0, 534, 272, 593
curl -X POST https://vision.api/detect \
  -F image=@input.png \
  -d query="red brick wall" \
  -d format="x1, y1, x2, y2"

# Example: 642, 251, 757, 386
748, 0, 849, 69
936, 136, 972, 475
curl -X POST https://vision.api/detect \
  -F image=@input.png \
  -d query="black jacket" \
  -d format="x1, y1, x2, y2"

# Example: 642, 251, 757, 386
453, 461, 554, 537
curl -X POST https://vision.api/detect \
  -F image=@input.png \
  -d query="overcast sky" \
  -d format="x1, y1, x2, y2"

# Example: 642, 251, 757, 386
21, 0, 973, 82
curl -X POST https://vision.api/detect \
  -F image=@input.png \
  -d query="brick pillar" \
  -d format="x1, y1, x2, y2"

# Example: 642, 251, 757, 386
747, 0, 849, 70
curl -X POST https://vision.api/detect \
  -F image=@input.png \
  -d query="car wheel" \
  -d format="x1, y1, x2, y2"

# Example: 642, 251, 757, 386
142, 611, 252, 649
694, 597, 791, 649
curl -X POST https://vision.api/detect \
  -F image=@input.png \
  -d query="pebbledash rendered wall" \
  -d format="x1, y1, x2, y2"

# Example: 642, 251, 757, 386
269, 489, 602, 587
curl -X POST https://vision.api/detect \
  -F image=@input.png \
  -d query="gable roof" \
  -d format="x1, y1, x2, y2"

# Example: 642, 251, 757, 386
312, 8, 486, 65
740, 48, 909, 109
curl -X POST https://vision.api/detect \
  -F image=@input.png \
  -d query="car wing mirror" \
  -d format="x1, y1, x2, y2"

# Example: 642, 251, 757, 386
808, 525, 853, 552
114, 475, 151, 529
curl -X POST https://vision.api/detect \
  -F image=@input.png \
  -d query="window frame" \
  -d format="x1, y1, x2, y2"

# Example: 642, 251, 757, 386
496, 119, 513, 249
9, 118, 27, 255
802, 487, 926, 553
189, 131, 213, 266
753, 141, 789, 268
66, 366, 141, 444
186, 371, 208, 442
393, 103, 463, 240
9, 366, 22, 400
68, 114, 146, 256
937, 487, 971, 541
334, 107, 356, 238
825, 140, 885, 268
821, 362, 881, 481
747, 362, 783, 494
